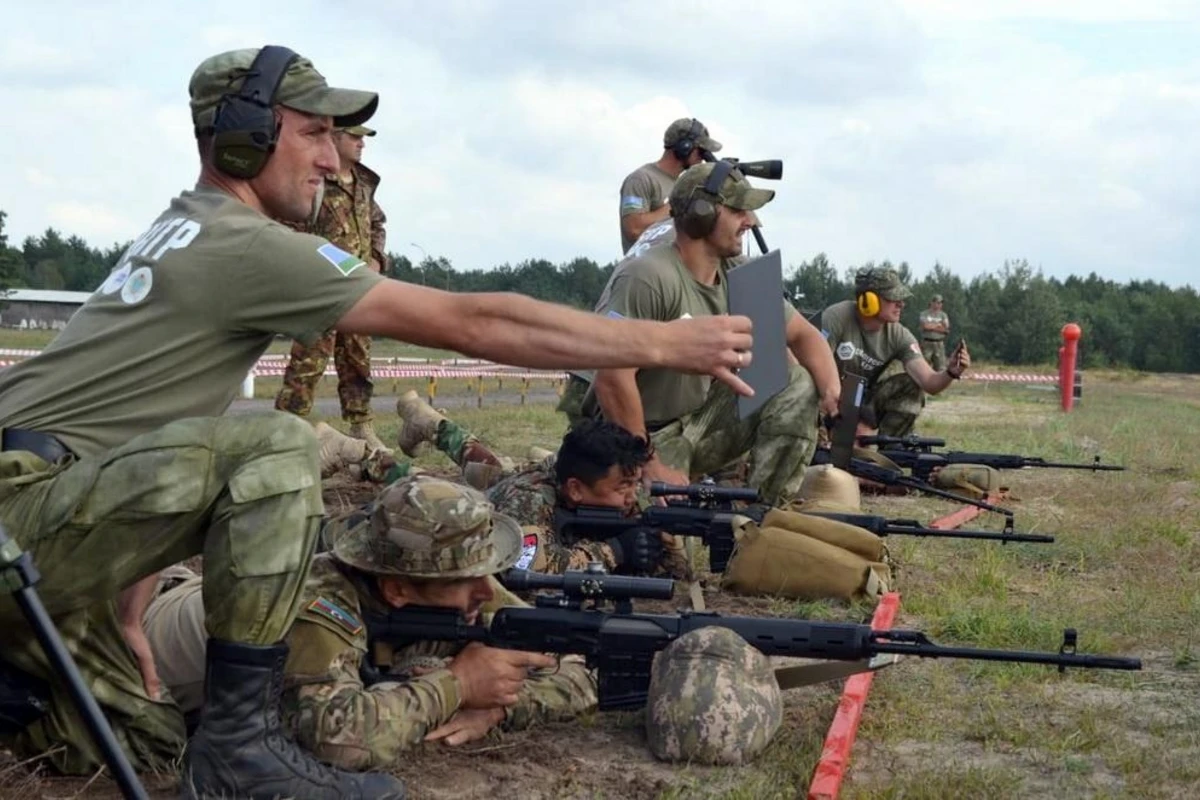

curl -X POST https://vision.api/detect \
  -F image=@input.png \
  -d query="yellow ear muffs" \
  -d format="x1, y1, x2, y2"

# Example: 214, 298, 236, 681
856, 290, 880, 317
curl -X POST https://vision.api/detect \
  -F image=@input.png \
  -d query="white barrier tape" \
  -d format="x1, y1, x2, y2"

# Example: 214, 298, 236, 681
966, 373, 1058, 383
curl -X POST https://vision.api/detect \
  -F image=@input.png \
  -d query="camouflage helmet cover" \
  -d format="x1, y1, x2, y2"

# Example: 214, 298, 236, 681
327, 475, 522, 578
646, 627, 782, 765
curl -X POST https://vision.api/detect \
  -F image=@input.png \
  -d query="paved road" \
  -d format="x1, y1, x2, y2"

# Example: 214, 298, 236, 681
227, 389, 560, 416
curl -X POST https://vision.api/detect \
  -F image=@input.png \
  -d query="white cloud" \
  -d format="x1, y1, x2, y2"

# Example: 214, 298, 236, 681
0, 0, 1196, 288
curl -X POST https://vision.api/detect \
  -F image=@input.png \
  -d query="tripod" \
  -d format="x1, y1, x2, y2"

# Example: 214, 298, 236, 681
0, 523, 149, 799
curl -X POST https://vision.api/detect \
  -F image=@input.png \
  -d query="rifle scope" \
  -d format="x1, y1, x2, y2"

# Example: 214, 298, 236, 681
501, 567, 675, 601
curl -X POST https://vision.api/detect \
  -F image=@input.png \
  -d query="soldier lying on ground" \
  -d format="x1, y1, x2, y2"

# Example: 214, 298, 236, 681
143, 476, 598, 770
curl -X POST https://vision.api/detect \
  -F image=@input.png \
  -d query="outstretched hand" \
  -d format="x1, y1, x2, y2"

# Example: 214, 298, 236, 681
661, 315, 755, 397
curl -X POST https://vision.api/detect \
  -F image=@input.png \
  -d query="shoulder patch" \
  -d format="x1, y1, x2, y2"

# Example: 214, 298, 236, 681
621, 195, 649, 212
317, 241, 366, 276
306, 596, 363, 635
605, 309, 625, 319
514, 531, 539, 571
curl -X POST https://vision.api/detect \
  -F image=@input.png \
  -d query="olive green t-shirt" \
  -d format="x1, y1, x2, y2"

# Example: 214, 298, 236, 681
0, 186, 384, 457
618, 163, 676, 253
919, 309, 949, 341
820, 300, 922, 387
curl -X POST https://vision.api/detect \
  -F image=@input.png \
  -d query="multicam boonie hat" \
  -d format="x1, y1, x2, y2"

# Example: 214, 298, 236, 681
663, 117, 723, 153
189, 47, 378, 131
326, 475, 522, 578
646, 627, 782, 765
669, 162, 775, 214
855, 267, 913, 302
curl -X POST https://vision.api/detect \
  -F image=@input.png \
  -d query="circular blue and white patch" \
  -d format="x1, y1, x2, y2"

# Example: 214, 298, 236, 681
120, 267, 154, 305
99, 263, 132, 295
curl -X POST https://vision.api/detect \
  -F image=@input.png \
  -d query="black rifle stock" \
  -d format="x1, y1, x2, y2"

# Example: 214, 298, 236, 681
364, 569, 1141, 711
701, 153, 781, 254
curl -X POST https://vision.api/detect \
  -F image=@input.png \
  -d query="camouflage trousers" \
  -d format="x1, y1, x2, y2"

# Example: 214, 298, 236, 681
0, 412, 325, 773
652, 364, 819, 505
275, 331, 375, 424
862, 361, 926, 438
921, 339, 947, 372
556, 376, 590, 430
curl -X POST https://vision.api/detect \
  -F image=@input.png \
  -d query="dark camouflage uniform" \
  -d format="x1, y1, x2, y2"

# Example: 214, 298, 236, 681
485, 456, 691, 578
275, 163, 389, 423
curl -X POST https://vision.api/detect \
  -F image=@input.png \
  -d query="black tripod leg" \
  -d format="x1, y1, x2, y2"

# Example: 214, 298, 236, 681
0, 526, 149, 800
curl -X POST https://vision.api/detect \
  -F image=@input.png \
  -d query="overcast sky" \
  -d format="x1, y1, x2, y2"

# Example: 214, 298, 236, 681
2, 0, 1197, 288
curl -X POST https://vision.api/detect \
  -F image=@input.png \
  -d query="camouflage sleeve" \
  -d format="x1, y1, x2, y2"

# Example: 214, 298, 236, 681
287, 647, 463, 771
502, 656, 598, 731
369, 198, 388, 270
527, 525, 620, 574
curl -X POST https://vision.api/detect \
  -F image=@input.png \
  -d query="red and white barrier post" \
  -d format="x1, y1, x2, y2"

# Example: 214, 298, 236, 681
1059, 323, 1081, 412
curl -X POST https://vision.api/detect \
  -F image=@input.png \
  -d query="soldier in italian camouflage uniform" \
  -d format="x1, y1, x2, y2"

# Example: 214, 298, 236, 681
275, 124, 391, 450
485, 420, 691, 578
143, 475, 597, 769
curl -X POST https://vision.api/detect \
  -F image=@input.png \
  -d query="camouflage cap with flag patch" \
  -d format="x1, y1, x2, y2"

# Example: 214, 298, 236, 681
189, 47, 378, 131
327, 475, 522, 578
669, 162, 775, 215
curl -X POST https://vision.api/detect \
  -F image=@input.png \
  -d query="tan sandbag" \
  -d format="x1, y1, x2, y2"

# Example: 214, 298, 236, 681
932, 463, 1003, 499
760, 507, 886, 563
797, 464, 861, 510
721, 522, 888, 601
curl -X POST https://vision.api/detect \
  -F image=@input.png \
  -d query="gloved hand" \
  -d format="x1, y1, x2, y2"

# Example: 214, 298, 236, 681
606, 527, 664, 574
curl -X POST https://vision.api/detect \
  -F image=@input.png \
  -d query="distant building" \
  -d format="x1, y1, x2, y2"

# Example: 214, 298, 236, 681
0, 289, 92, 330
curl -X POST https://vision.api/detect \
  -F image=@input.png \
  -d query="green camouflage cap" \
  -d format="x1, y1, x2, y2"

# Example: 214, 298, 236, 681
930, 293, 943, 303
189, 48, 378, 131
326, 475, 522, 578
663, 118, 723, 154
670, 162, 775, 214
336, 125, 376, 136
855, 267, 913, 302
646, 627, 782, 765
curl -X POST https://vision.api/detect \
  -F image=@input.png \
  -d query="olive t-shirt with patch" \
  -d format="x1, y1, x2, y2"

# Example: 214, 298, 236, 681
618, 163, 676, 253
0, 186, 384, 457
820, 300, 921, 387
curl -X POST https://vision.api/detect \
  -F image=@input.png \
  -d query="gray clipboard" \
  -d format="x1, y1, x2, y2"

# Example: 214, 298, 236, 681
727, 249, 789, 419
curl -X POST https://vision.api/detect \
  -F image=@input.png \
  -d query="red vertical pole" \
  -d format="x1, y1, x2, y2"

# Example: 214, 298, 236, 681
1060, 323, 1081, 412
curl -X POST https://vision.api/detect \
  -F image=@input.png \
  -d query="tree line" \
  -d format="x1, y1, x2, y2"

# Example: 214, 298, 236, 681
2, 211, 1197, 373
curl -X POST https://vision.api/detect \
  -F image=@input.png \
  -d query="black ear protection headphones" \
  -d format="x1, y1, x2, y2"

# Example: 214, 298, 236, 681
855, 270, 881, 317
678, 159, 740, 240
669, 118, 703, 162
210, 45, 300, 179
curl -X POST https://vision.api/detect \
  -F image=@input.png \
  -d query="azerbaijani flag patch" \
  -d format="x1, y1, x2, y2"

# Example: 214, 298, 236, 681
317, 242, 366, 276
307, 597, 363, 635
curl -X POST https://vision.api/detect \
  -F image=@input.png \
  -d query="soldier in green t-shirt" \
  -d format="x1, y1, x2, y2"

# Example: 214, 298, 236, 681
820, 270, 971, 438
0, 48, 759, 800
590, 162, 842, 506
919, 294, 951, 371
618, 118, 722, 253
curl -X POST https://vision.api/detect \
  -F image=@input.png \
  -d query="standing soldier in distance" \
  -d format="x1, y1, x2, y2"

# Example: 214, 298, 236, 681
275, 123, 391, 452
919, 294, 951, 371
618, 118, 722, 253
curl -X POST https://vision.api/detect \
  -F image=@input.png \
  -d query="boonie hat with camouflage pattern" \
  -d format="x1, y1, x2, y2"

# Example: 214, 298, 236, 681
663, 118, 723, 154
646, 627, 782, 765
855, 266, 913, 302
670, 162, 775, 215
189, 47, 378, 131
326, 475, 522, 578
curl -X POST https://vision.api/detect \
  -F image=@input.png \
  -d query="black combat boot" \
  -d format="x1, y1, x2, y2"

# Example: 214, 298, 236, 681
180, 639, 406, 800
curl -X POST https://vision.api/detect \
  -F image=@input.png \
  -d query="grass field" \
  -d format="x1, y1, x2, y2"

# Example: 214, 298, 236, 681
0, 327, 1197, 798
